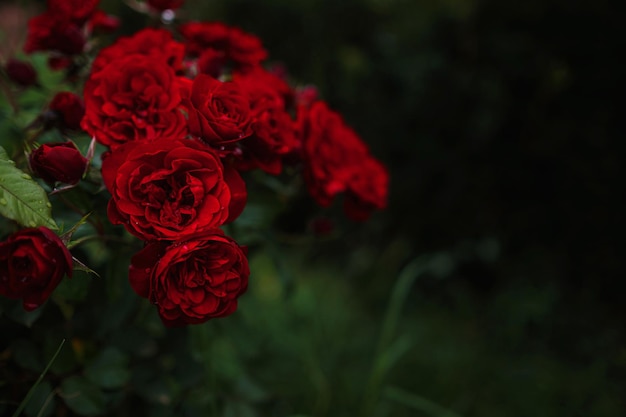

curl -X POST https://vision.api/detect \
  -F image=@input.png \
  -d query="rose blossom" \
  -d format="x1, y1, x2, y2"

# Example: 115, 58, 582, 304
297, 100, 388, 219
182, 74, 252, 145
232, 68, 298, 174
101, 138, 246, 241
0, 227, 73, 311
343, 156, 389, 221
24, 12, 86, 55
90, 28, 184, 76
29, 141, 89, 185
179, 22, 267, 74
129, 231, 249, 326
82, 54, 187, 148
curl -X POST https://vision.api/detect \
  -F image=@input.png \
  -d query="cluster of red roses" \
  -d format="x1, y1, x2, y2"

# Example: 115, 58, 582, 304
1, 0, 388, 326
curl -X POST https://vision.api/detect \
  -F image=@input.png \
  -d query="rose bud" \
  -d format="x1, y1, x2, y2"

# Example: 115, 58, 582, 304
49, 92, 85, 130
0, 227, 73, 311
29, 141, 89, 185
4, 58, 38, 87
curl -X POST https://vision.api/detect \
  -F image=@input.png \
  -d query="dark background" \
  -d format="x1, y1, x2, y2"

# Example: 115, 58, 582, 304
177, 0, 626, 415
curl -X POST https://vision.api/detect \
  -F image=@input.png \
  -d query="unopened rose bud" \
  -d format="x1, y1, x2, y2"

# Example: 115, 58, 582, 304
49, 92, 85, 130
29, 141, 89, 185
4, 58, 37, 87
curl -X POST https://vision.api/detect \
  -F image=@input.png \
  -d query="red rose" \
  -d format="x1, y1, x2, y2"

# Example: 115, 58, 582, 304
232, 68, 297, 174
82, 54, 187, 149
24, 12, 85, 55
87, 10, 120, 33
4, 59, 38, 87
182, 74, 252, 145
343, 156, 389, 221
227, 27, 267, 70
101, 139, 247, 241
298, 101, 388, 219
179, 22, 267, 74
179, 22, 230, 57
29, 141, 89, 185
90, 28, 184, 76
146, 0, 185, 12
0, 227, 73, 311
46, 0, 100, 24
128, 231, 249, 326
49, 92, 85, 130
298, 101, 369, 206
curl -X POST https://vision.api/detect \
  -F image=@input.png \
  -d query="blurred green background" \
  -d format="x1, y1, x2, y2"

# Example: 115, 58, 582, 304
3, 0, 625, 415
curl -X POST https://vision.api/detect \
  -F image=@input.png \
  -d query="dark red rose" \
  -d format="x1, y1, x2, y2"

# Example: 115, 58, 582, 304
231, 68, 297, 174
343, 156, 389, 221
101, 139, 247, 241
82, 54, 187, 149
24, 12, 85, 55
90, 28, 184, 76
227, 27, 267, 70
179, 22, 266, 74
297, 101, 388, 218
49, 92, 85, 130
146, 0, 185, 11
182, 74, 252, 145
179, 21, 230, 57
297, 101, 369, 206
88, 10, 120, 33
4, 59, 37, 87
129, 231, 249, 326
0, 227, 73, 311
46, 0, 100, 24
29, 141, 88, 185
196, 49, 227, 78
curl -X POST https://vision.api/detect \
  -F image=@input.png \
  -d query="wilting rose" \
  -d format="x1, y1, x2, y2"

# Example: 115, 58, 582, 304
49, 92, 85, 130
0, 227, 73, 311
182, 74, 252, 144
82, 54, 187, 148
29, 141, 88, 185
129, 231, 249, 326
101, 138, 246, 241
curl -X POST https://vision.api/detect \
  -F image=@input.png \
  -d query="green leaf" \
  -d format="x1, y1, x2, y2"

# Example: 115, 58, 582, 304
0, 146, 57, 230
84, 348, 130, 389
24, 381, 55, 417
12, 339, 65, 417
60, 376, 105, 416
